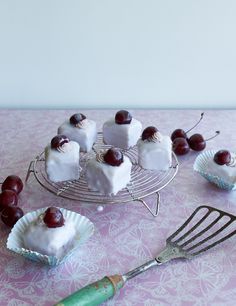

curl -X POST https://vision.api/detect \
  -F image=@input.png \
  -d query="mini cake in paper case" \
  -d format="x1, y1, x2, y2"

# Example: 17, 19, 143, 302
58, 113, 97, 152
7, 207, 94, 266
194, 150, 236, 191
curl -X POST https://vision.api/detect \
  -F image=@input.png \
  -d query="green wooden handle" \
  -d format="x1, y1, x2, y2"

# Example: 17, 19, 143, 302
55, 275, 125, 306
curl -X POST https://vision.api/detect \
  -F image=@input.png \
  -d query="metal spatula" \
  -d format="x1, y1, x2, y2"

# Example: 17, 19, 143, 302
55, 205, 236, 306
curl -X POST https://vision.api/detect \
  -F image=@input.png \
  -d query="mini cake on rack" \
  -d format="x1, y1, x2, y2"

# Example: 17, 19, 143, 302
85, 148, 132, 195
137, 126, 172, 171
23, 207, 76, 258
103, 110, 142, 149
58, 113, 97, 152
45, 135, 80, 182
206, 150, 236, 184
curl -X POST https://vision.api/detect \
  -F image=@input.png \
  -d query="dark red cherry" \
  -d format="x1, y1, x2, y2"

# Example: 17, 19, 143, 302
0, 190, 18, 212
188, 134, 205, 151
142, 126, 158, 141
214, 150, 231, 165
70, 113, 86, 126
171, 129, 187, 141
172, 137, 190, 155
51, 135, 69, 150
104, 148, 123, 166
43, 207, 65, 228
115, 110, 132, 125
188, 131, 220, 151
1, 206, 24, 228
2, 175, 23, 195
171, 113, 204, 141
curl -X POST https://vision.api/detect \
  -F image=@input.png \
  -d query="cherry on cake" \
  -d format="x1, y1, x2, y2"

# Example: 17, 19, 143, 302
85, 148, 132, 195
137, 126, 172, 171
103, 110, 142, 149
45, 135, 80, 182
58, 113, 97, 152
23, 207, 76, 258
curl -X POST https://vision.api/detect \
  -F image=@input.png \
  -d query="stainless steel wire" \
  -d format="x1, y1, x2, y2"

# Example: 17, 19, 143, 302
29, 133, 179, 205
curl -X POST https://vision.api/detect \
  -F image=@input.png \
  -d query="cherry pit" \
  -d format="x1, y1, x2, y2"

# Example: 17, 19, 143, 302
0, 175, 24, 228
171, 113, 220, 155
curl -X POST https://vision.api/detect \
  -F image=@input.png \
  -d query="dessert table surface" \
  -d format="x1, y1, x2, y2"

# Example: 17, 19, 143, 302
1, 109, 236, 306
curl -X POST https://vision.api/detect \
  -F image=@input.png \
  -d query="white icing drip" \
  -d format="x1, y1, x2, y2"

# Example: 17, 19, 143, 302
96, 151, 106, 163
75, 118, 88, 129
145, 131, 163, 143
227, 156, 236, 167
57, 142, 70, 153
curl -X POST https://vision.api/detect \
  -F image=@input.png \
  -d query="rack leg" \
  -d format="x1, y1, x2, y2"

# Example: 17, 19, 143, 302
25, 161, 34, 183
136, 192, 160, 217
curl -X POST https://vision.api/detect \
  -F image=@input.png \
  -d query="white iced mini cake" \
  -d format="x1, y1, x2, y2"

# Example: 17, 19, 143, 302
45, 135, 80, 182
206, 150, 236, 184
137, 126, 172, 171
58, 113, 97, 152
85, 148, 132, 195
23, 207, 76, 258
103, 110, 142, 149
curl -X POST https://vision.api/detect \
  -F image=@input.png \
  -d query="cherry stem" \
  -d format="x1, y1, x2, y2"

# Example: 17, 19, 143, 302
205, 131, 220, 141
186, 112, 204, 134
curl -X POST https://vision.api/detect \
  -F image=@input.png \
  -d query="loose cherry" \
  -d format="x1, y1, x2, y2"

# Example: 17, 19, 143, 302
1, 206, 24, 228
188, 131, 220, 151
0, 190, 18, 212
104, 148, 124, 166
43, 207, 65, 228
172, 137, 190, 155
2, 175, 23, 195
115, 110, 132, 125
214, 150, 231, 165
171, 113, 204, 141
142, 126, 158, 141
70, 113, 86, 126
51, 135, 69, 150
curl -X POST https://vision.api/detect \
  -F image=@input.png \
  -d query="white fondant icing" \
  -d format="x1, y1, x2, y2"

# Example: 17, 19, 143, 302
103, 118, 142, 149
206, 154, 236, 184
137, 135, 172, 171
45, 141, 80, 182
58, 119, 97, 152
85, 155, 132, 195
23, 216, 76, 258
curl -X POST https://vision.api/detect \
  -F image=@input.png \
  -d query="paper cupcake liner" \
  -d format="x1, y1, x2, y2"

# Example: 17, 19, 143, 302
7, 207, 94, 266
193, 150, 236, 191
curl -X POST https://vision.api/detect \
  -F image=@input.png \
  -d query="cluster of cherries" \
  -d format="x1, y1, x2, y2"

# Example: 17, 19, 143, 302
171, 113, 220, 155
0, 175, 24, 227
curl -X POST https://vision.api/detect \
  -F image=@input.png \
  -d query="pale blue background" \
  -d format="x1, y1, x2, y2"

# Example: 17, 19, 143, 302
0, 0, 236, 108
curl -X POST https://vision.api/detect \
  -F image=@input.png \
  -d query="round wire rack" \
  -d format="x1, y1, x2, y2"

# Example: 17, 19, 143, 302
26, 133, 179, 216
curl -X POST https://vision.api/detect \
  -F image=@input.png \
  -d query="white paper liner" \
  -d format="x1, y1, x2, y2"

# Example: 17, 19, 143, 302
6, 207, 94, 266
193, 150, 236, 191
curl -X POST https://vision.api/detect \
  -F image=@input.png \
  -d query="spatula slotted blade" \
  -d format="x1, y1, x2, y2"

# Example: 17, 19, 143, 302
165, 205, 236, 259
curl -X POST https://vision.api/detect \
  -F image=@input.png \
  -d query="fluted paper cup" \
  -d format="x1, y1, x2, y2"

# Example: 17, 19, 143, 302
193, 150, 236, 191
7, 207, 94, 266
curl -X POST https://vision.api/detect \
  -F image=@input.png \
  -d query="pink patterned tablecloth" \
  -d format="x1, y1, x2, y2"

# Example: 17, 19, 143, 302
1, 109, 236, 306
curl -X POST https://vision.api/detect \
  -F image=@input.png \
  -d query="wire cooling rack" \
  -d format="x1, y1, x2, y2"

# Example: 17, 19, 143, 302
26, 133, 179, 216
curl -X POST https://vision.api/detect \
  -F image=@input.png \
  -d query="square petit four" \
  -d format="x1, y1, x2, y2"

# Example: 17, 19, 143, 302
206, 150, 236, 184
23, 207, 76, 258
137, 126, 172, 171
45, 135, 80, 182
85, 148, 132, 195
58, 113, 97, 152
103, 110, 142, 149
